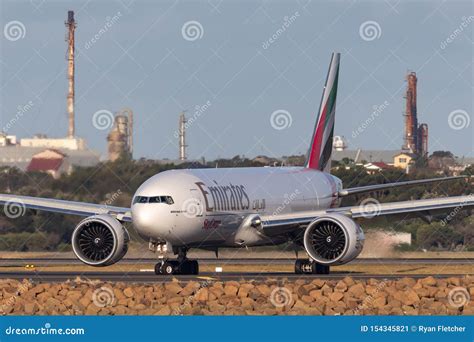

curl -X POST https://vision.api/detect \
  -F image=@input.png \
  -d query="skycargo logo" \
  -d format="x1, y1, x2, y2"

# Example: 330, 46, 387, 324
195, 181, 250, 212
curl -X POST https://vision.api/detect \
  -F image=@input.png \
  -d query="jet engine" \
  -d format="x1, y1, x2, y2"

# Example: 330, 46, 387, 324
303, 213, 364, 265
72, 214, 129, 266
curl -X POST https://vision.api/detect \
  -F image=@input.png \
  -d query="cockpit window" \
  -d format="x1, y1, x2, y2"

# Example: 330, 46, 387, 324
133, 195, 174, 205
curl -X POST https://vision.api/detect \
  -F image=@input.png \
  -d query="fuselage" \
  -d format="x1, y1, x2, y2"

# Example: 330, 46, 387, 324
131, 167, 343, 248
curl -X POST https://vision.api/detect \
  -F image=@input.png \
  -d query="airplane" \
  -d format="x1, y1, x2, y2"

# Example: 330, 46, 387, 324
1, 53, 472, 275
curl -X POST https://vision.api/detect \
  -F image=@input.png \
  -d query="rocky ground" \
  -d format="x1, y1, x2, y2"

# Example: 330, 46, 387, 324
0, 276, 472, 315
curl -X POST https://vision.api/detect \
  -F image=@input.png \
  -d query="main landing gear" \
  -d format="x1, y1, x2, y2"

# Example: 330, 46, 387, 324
154, 247, 199, 275
294, 259, 330, 275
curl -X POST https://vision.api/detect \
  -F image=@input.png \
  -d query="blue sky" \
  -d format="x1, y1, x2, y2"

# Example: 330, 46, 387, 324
0, 0, 472, 160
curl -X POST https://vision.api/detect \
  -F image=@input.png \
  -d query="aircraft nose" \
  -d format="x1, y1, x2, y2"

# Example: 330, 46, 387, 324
132, 204, 159, 238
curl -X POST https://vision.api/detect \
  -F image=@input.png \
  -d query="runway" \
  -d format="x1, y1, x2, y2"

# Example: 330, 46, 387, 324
0, 270, 471, 283
0, 257, 472, 266
0, 258, 471, 283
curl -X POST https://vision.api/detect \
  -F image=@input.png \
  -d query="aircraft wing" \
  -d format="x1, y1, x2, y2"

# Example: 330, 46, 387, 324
0, 194, 132, 222
260, 194, 473, 235
338, 176, 463, 197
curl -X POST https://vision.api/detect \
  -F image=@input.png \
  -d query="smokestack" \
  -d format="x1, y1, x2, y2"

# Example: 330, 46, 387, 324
179, 111, 187, 160
404, 72, 418, 153
65, 10, 76, 138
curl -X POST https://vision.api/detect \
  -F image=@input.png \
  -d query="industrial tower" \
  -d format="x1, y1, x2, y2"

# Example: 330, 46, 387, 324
65, 11, 76, 139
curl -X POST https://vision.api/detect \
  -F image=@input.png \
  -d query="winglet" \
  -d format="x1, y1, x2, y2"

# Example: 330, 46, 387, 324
305, 52, 340, 172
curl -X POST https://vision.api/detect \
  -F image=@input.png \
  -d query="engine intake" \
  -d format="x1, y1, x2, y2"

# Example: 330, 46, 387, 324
72, 214, 129, 266
303, 214, 364, 265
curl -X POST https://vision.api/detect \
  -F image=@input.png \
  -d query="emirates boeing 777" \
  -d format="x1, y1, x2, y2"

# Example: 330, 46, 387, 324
1, 53, 472, 275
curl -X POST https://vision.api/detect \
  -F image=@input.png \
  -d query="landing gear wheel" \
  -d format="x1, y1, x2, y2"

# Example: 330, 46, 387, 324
294, 259, 330, 274
162, 261, 175, 275
295, 259, 304, 274
312, 263, 330, 275
190, 260, 199, 275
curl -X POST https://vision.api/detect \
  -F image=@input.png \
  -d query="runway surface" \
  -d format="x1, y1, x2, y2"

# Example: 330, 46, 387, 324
0, 257, 472, 266
0, 271, 471, 283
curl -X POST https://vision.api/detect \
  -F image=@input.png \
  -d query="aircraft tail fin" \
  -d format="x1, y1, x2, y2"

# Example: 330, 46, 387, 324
304, 52, 340, 172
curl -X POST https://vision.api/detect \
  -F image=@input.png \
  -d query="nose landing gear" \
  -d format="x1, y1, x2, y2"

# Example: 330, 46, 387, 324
153, 246, 199, 275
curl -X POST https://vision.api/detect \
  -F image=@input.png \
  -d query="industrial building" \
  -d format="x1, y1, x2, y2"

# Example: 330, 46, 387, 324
0, 10, 100, 172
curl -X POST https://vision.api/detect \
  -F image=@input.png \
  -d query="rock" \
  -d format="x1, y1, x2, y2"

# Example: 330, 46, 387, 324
155, 305, 171, 315
342, 277, 355, 287
329, 292, 344, 302
348, 283, 366, 298
164, 282, 183, 294
334, 281, 348, 293
195, 288, 209, 302
401, 290, 420, 306
421, 276, 437, 287
123, 287, 134, 298
224, 285, 238, 297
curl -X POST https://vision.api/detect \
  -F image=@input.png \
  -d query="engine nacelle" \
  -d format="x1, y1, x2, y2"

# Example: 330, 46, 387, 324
303, 213, 364, 265
72, 214, 129, 267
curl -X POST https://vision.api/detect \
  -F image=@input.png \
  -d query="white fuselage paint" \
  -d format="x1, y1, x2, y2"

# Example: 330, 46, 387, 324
131, 167, 342, 248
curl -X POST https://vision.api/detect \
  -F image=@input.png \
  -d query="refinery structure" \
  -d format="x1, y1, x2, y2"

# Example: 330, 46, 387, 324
403, 72, 428, 157
0, 10, 100, 175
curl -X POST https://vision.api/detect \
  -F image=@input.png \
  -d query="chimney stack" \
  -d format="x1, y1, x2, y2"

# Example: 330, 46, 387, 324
65, 10, 76, 138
